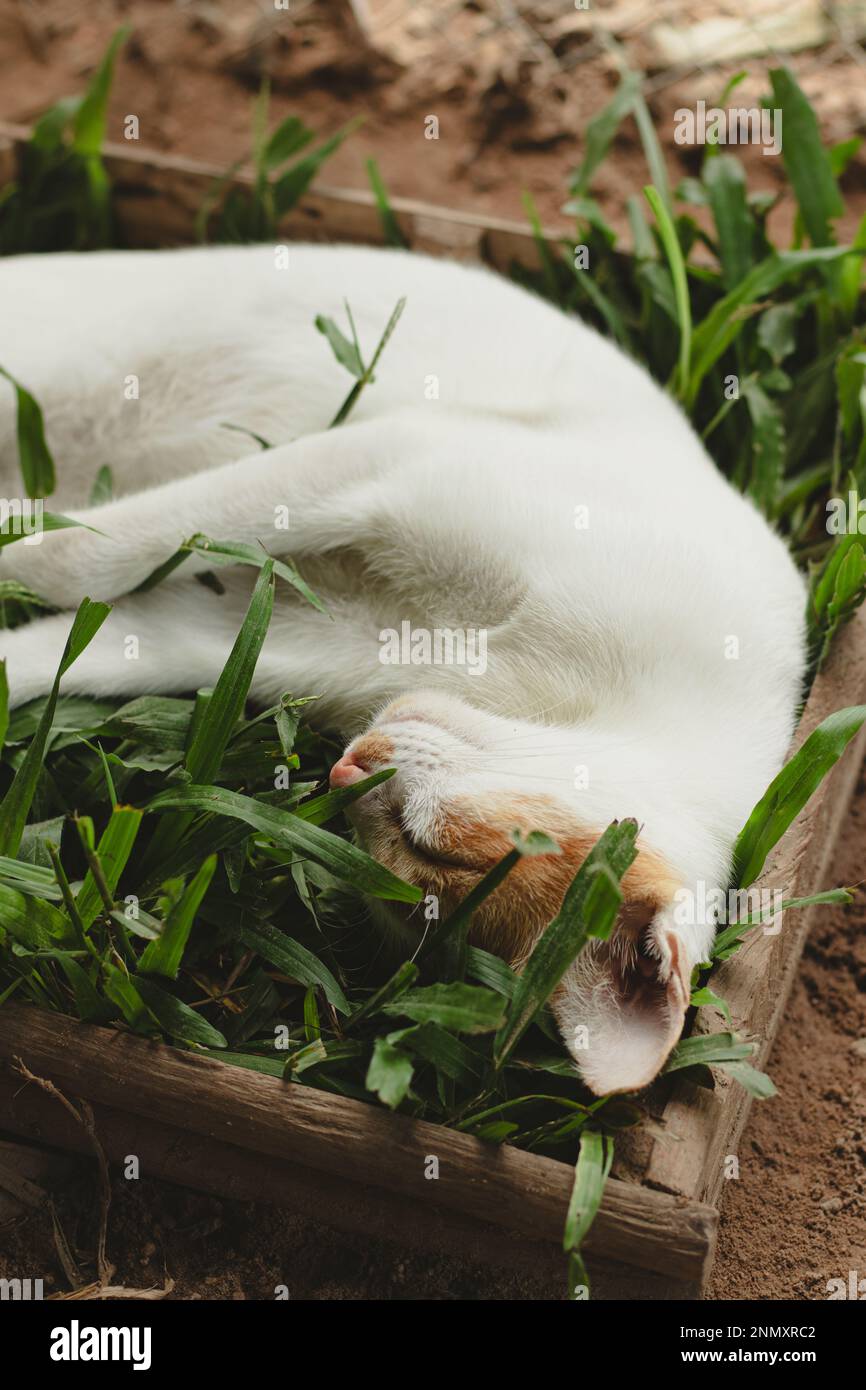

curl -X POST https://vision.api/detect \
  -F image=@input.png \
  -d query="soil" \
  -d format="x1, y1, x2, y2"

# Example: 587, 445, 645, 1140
2, 0, 866, 242
0, 0, 865, 1301
708, 755, 866, 1302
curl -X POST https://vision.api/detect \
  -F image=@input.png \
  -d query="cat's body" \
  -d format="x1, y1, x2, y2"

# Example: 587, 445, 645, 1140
0, 244, 807, 1093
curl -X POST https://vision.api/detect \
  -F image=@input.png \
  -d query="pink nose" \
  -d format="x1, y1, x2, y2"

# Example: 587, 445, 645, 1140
329, 750, 369, 789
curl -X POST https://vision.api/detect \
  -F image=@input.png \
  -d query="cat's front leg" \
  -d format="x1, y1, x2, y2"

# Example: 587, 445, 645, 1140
0, 520, 154, 609
0, 420, 392, 607
0, 580, 242, 709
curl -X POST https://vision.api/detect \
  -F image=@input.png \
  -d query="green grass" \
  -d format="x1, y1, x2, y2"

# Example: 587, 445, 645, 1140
1, 53, 865, 1295
195, 79, 360, 244
0, 28, 129, 254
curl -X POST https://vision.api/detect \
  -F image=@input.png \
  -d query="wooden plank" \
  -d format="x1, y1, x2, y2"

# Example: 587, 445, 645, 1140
0, 1074, 563, 1288
0, 1079, 703, 1298
0, 121, 556, 272
0, 1135, 75, 1220
0, 1003, 716, 1283
645, 604, 866, 1199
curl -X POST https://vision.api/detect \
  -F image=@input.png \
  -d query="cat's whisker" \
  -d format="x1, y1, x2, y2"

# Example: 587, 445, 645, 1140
478, 690, 585, 724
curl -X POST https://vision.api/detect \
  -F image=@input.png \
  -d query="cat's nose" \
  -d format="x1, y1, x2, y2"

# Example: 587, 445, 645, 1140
329, 732, 396, 789
329, 750, 369, 788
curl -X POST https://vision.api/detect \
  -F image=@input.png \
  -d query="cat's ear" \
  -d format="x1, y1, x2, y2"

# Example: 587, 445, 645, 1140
552, 909, 692, 1095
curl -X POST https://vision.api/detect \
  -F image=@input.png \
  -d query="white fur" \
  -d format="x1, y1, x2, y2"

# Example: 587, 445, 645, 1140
0, 244, 807, 1091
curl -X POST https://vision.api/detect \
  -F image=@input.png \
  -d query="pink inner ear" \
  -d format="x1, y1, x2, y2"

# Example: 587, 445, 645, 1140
553, 929, 691, 1096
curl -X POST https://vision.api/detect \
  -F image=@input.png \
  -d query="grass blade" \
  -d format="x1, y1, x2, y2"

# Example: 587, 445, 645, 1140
365, 1035, 413, 1109
421, 849, 521, 964
141, 562, 275, 872
492, 820, 639, 1070
366, 157, 407, 248
0, 882, 75, 950
0, 662, 7, 756
187, 537, 327, 615
185, 561, 274, 783
74, 805, 143, 931
721, 1060, 777, 1098
138, 854, 217, 979
570, 72, 641, 197
273, 120, 361, 215
732, 705, 866, 886
261, 115, 314, 172
422, 829, 560, 973
240, 921, 349, 1013
343, 960, 418, 1033
291, 769, 396, 826
381, 982, 505, 1033
563, 1127, 613, 1255
769, 68, 843, 247
742, 379, 785, 514
0, 599, 110, 857
704, 154, 754, 290
133, 975, 227, 1048
72, 26, 129, 155
321, 298, 407, 428
0, 511, 104, 551
644, 185, 691, 398
665, 1032, 757, 1071
687, 246, 858, 406
0, 366, 55, 498
145, 783, 421, 903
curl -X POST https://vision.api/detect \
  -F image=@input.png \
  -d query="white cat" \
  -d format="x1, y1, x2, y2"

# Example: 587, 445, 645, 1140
0, 243, 807, 1093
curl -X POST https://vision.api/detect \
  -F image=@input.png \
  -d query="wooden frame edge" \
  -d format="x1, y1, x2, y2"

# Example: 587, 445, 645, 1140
646, 604, 866, 1200
0, 121, 560, 274
0, 1004, 715, 1284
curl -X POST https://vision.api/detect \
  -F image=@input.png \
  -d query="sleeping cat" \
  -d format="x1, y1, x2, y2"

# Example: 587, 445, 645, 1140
0, 243, 807, 1094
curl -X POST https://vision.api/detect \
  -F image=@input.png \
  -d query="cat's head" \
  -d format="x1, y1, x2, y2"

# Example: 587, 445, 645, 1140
330, 689, 692, 1095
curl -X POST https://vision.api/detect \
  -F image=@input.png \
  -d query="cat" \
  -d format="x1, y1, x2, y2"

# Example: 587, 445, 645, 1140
0, 242, 807, 1094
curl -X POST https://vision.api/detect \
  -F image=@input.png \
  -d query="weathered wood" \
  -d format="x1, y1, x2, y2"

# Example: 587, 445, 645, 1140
0, 1073, 550, 1285
0, 121, 556, 273
0, 1135, 74, 1219
0, 1080, 703, 1298
646, 604, 866, 1200
0, 1003, 716, 1283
